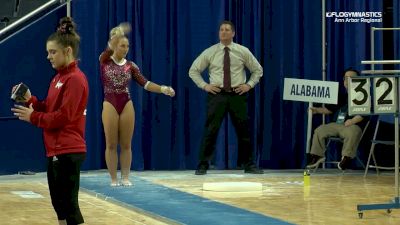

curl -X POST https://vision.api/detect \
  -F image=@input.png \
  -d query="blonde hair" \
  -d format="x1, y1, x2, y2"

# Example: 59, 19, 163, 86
109, 26, 125, 40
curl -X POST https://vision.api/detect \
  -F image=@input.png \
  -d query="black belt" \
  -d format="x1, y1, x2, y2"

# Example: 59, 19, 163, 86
220, 87, 236, 93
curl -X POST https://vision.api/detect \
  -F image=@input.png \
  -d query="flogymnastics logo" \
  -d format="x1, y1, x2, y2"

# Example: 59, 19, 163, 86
326, 11, 382, 23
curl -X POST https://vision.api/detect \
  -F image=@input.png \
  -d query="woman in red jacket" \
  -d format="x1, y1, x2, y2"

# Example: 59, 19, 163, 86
11, 17, 88, 225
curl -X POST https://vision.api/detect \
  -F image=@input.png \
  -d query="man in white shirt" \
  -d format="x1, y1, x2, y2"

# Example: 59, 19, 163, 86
189, 20, 263, 175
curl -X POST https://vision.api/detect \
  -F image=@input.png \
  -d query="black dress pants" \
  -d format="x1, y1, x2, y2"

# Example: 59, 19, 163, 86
198, 91, 253, 167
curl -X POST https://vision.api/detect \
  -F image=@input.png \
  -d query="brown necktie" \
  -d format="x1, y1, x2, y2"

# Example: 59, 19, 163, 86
223, 47, 231, 91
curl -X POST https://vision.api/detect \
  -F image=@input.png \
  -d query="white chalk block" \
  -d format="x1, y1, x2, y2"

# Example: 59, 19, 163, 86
202, 191, 263, 198
202, 182, 263, 192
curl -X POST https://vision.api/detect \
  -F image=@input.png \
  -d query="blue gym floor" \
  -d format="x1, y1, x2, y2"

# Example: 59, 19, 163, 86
80, 172, 294, 225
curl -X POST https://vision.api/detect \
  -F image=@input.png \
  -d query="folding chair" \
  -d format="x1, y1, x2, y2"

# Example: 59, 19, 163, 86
314, 120, 370, 171
364, 115, 396, 177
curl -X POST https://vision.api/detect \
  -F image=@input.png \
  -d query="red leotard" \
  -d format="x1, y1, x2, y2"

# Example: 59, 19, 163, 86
100, 49, 148, 114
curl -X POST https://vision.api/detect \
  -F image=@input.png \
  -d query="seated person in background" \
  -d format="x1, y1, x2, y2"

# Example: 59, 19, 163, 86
306, 68, 367, 170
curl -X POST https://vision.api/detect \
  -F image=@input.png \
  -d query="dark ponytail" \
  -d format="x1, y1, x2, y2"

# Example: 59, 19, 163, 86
47, 17, 80, 58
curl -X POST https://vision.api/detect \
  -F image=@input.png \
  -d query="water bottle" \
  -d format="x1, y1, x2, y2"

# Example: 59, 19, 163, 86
303, 169, 310, 186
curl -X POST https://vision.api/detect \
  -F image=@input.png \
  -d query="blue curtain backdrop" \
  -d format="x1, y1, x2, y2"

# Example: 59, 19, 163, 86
69, 0, 384, 171
0, 0, 387, 174
326, 0, 384, 80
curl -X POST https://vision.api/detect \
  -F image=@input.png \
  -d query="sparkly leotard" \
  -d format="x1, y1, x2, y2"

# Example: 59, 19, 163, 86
100, 49, 148, 114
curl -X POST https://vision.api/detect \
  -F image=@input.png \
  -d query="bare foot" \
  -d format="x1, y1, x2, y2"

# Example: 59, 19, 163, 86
121, 179, 132, 186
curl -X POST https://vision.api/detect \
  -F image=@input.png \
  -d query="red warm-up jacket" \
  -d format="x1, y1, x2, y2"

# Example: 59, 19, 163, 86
27, 61, 89, 157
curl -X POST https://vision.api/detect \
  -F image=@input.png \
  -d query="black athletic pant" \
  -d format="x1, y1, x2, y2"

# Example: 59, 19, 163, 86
47, 153, 85, 225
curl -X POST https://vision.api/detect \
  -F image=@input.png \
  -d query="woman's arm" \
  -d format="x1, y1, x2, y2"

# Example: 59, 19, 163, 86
129, 62, 175, 97
145, 82, 175, 97
309, 107, 332, 115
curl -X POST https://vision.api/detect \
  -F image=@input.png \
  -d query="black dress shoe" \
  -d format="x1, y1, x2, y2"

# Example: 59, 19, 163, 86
195, 164, 208, 175
338, 156, 352, 171
306, 154, 326, 169
244, 165, 264, 174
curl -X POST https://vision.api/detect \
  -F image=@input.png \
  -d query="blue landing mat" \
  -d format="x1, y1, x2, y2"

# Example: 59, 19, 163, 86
80, 174, 294, 225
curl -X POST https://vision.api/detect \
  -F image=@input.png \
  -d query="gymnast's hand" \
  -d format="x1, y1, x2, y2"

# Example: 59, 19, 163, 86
161, 86, 175, 97
118, 22, 131, 34
11, 103, 33, 122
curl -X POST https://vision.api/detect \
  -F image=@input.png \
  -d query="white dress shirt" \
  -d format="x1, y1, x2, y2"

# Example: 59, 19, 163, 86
189, 42, 263, 89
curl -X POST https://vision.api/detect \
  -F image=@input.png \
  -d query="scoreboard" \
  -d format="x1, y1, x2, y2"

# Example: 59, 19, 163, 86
349, 76, 398, 115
